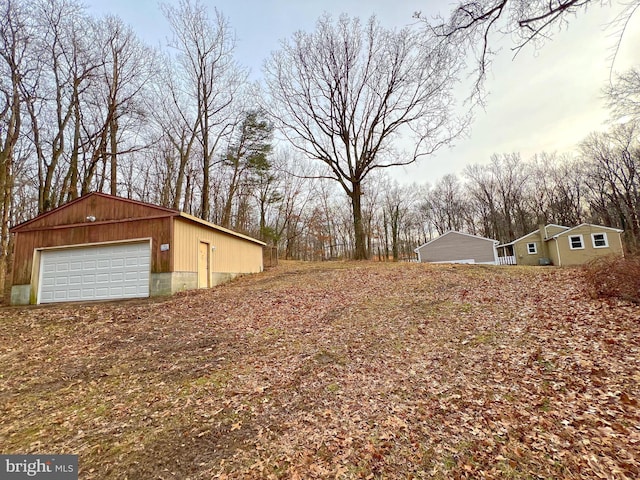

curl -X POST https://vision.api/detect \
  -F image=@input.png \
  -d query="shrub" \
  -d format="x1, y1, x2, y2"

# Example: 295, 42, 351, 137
583, 254, 640, 304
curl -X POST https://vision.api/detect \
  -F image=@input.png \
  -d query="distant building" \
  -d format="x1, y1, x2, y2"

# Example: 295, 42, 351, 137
497, 223, 624, 266
414, 231, 499, 265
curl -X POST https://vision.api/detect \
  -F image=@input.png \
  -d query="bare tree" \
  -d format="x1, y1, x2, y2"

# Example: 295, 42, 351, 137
424, 174, 468, 235
490, 153, 532, 239
606, 67, 640, 122
529, 152, 586, 226
264, 14, 465, 259
162, 0, 247, 220
423, 1, 640, 100
251, 153, 283, 243
381, 180, 419, 261
581, 121, 640, 247
0, 0, 32, 290
149, 55, 201, 210
464, 163, 500, 239
19, 0, 101, 211
88, 15, 156, 196
264, 152, 319, 260
463, 154, 533, 242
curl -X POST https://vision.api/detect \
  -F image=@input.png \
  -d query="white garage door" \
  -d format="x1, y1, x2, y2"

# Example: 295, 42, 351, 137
38, 241, 150, 304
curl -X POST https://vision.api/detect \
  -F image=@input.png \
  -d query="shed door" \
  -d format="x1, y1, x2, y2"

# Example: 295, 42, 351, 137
198, 241, 210, 288
38, 241, 150, 304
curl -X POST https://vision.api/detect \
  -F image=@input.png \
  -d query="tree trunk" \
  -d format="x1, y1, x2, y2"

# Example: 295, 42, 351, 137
0, 172, 12, 295
66, 90, 82, 202
383, 211, 389, 261
184, 170, 193, 214
172, 149, 190, 210
221, 163, 239, 228
350, 181, 367, 260
110, 116, 118, 195
391, 205, 400, 261
0, 80, 21, 293
259, 194, 267, 241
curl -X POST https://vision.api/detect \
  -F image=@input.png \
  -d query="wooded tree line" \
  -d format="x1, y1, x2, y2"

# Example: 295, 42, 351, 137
0, 0, 278, 290
1, 0, 639, 291
383, 123, 640, 260
275, 120, 640, 263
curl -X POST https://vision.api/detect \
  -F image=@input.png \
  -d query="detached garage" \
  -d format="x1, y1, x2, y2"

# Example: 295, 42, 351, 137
414, 231, 499, 265
10, 193, 265, 305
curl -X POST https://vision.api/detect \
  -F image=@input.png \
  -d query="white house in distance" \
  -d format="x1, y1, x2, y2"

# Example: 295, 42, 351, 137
414, 231, 499, 265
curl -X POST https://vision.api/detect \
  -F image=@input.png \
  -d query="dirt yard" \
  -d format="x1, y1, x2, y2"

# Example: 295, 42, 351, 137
1, 261, 638, 479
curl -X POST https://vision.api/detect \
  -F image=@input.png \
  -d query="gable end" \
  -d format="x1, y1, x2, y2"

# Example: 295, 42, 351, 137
11, 193, 179, 232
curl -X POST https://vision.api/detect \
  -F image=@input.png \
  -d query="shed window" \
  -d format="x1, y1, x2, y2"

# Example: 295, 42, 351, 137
569, 235, 584, 250
527, 242, 537, 254
591, 233, 608, 248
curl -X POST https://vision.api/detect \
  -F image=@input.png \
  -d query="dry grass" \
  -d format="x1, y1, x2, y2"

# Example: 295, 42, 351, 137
1, 261, 639, 479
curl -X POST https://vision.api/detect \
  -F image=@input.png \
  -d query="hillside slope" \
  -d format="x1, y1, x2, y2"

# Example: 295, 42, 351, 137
1, 261, 638, 479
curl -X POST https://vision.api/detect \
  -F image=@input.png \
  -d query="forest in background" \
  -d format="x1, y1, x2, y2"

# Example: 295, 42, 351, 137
1, 0, 639, 292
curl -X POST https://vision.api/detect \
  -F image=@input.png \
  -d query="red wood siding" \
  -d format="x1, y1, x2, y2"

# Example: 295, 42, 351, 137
12, 193, 176, 231
12, 217, 172, 285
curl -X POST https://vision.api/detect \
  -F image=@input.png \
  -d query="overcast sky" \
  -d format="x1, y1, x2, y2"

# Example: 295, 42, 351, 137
84, 0, 640, 185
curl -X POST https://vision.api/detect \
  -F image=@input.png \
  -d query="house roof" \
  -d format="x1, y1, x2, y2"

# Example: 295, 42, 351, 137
10, 192, 266, 246
497, 223, 623, 247
497, 224, 570, 247
414, 230, 498, 252
177, 212, 266, 246
10, 192, 178, 232
550, 223, 624, 239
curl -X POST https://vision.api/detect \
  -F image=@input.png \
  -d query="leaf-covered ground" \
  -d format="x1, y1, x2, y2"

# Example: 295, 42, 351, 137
1, 261, 639, 479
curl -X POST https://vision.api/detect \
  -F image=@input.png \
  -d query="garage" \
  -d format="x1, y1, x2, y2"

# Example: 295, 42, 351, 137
10, 192, 266, 305
38, 241, 151, 304
414, 231, 499, 264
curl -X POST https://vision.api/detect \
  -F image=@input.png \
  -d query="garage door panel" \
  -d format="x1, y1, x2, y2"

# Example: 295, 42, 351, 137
53, 289, 69, 301
97, 259, 111, 269
124, 271, 137, 280
125, 256, 141, 266
111, 272, 124, 282
95, 288, 109, 298
96, 273, 110, 283
110, 286, 124, 296
39, 242, 150, 304
68, 288, 81, 298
